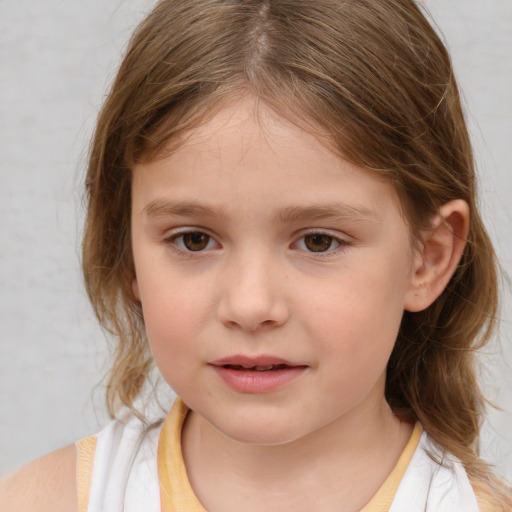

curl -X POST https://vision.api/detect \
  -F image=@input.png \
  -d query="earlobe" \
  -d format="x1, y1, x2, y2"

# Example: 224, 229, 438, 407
404, 199, 469, 313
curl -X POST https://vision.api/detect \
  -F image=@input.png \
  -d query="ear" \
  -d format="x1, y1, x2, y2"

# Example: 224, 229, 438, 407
132, 277, 141, 301
404, 199, 469, 313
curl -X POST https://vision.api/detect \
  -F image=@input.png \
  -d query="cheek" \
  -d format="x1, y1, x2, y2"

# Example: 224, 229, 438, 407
137, 277, 201, 354
304, 265, 407, 363
142, 299, 200, 390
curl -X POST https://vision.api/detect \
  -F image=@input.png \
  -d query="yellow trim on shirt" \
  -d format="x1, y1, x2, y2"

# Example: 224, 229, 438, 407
361, 422, 423, 511
75, 435, 97, 512
158, 399, 206, 512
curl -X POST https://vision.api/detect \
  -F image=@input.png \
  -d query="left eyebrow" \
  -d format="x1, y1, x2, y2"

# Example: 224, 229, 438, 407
276, 203, 381, 224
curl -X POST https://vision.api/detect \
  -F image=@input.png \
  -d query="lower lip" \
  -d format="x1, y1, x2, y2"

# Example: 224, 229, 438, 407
211, 365, 307, 393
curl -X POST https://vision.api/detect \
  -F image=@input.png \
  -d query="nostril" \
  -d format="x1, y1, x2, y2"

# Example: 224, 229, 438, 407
222, 317, 282, 332
216, 281, 289, 331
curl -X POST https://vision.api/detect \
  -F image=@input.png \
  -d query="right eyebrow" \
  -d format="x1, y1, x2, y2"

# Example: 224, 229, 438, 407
142, 199, 229, 220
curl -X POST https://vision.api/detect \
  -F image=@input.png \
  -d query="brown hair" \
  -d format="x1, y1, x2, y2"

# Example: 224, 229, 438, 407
82, 0, 510, 506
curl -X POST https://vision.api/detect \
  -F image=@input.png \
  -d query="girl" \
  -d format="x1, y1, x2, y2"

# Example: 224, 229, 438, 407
2, 0, 511, 510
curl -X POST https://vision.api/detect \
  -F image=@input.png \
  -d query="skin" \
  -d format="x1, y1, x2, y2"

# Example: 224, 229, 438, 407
129, 96, 468, 511
1, 96, 468, 511
0, 446, 77, 512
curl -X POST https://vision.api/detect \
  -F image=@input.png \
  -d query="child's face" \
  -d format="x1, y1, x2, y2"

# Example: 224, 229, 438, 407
131, 97, 419, 445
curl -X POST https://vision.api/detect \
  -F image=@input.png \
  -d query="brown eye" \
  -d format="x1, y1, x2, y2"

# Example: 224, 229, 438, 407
303, 234, 335, 252
182, 232, 211, 251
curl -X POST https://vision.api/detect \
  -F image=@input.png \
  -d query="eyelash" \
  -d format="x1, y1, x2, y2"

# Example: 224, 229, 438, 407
164, 229, 349, 257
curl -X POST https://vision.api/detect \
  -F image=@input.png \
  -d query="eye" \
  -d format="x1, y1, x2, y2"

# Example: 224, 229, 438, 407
170, 231, 218, 252
294, 233, 343, 253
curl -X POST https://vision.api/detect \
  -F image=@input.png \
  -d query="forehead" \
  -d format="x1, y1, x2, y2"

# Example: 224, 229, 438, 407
131, 96, 405, 227
163, 95, 327, 160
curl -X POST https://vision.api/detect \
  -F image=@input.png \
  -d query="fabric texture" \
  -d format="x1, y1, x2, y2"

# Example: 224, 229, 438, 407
386, 431, 479, 511
77, 414, 163, 512
158, 399, 205, 511
76, 398, 479, 512
362, 423, 422, 511
76, 435, 97, 512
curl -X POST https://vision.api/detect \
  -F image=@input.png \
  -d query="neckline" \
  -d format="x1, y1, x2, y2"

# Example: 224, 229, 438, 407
157, 398, 422, 512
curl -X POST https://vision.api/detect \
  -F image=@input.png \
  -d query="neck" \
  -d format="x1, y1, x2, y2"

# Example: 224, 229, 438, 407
181, 395, 413, 512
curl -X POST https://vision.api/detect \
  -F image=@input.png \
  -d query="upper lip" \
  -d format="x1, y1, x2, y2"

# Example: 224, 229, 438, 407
210, 355, 306, 368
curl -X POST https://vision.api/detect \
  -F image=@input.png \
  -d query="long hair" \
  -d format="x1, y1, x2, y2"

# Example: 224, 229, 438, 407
82, 0, 509, 506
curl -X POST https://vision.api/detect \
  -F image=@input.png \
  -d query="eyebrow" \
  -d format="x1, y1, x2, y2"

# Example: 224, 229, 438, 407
276, 204, 380, 223
142, 199, 379, 223
143, 199, 229, 219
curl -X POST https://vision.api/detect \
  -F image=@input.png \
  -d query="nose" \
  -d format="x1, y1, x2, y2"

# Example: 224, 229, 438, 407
216, 251, 289, 332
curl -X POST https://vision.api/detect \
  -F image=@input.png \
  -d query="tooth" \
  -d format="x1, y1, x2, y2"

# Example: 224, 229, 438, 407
254, 365, 274, 371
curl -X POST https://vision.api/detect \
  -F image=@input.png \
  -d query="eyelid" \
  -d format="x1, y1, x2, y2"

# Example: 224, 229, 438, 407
163, 225, 216, 238
294, 227, 351, 241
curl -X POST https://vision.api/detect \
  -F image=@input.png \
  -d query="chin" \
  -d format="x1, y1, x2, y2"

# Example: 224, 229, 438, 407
213, 417, 305, 447
226, 430, 299, 447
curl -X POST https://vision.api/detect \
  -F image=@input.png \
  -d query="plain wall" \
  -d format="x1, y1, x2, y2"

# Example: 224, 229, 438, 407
1, 0, 511, 480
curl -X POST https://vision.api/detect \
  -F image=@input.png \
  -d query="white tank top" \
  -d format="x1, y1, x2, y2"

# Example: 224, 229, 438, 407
77, 399, 480, 512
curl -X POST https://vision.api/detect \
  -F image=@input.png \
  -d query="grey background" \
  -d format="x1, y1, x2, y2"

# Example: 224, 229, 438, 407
1, 0, 511, 480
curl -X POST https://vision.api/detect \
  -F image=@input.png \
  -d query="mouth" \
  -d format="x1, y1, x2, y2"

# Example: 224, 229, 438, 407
210, 356, 308, 393
219, 363, 290, 372
211, 355, 306, 371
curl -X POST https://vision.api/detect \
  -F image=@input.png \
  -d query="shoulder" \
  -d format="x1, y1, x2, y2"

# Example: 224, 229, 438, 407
0, 445, 77, 512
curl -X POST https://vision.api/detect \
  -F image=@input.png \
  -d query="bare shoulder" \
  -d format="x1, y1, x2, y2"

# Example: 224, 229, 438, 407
0, 445, 77, 512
